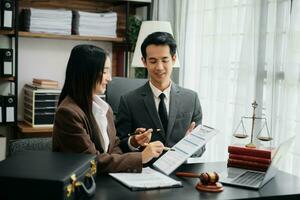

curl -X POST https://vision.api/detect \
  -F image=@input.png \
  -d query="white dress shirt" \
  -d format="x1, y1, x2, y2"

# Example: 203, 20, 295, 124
128, 81, 172, 151
92, 95, 110, 152
149, 81, 171, 115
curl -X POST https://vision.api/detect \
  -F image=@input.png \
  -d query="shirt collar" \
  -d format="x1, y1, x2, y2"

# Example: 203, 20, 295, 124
149, 81, 172, 100
92, 95, 109, 115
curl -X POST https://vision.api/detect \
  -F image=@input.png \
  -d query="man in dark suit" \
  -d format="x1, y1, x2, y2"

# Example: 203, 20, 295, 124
116, 32, 204, 155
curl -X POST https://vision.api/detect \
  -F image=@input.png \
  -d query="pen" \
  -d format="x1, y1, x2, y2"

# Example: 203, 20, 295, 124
143, 143, 175, 151
163, 147, 175, 151
128, 128, 161, 136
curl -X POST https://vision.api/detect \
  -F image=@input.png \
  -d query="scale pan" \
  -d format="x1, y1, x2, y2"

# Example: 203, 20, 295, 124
233, 134, 248, 139
257, 136, 273, 141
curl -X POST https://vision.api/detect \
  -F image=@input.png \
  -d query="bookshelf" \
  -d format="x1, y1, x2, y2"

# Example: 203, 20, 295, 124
17, 121, 52, 138
18, 31, 125, 43
14, 0, 151, 137
18, 0, 151, 76
0, 0, 19, 139
0, 77, 16, 82
0, 30, 15, 35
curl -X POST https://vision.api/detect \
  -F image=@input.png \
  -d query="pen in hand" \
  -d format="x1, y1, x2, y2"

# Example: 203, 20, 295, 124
143, 143, 175, 151
128, 128, 161, 136
162, 146, 175, 151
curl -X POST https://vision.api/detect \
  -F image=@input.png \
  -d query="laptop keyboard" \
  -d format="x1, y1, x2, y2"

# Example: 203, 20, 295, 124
232, 171, 265, 186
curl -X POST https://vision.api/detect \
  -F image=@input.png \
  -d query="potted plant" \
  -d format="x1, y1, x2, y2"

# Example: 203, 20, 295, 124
127, 16, 146, 78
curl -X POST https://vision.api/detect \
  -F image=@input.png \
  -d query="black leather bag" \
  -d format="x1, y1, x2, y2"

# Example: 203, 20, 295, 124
0, 151, 97, 200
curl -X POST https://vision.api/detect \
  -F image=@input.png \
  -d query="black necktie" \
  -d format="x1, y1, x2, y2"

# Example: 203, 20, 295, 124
159, 93, 168, 133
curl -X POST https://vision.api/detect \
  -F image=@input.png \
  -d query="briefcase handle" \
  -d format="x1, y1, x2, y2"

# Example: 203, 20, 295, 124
67, 174, 96, 198
76, 175, 96, 197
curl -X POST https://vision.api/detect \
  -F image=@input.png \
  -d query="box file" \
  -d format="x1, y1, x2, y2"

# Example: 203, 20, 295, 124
0, 0, 14, 29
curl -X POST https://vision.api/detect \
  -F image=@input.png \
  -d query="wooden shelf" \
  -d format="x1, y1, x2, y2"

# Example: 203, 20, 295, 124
105, 0, 151, 7
19, 31, 125, 43
0, 77, 15, 82
18, 121, 53, 137
0, 30, 15, 35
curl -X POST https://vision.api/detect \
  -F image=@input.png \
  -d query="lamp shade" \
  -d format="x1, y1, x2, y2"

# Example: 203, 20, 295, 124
131, 21, 180, 68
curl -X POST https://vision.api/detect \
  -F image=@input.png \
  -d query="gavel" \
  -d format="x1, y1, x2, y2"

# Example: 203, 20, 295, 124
176, 171, 223, 192
176, 172, 219, 185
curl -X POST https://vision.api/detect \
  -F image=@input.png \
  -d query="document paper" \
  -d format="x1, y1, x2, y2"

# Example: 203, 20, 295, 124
153, 125, 218, 175
109, 167, 182, 191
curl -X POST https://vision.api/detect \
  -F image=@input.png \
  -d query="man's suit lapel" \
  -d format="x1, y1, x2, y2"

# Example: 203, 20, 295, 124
166, 84, 180, 141
141, 82, 166, 141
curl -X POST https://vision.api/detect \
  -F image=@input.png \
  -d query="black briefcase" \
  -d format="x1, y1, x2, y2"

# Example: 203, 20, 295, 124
0, 151, 97, 200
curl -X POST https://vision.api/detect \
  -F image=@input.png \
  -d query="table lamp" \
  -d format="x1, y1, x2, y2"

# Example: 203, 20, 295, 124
131, 21, 180, 68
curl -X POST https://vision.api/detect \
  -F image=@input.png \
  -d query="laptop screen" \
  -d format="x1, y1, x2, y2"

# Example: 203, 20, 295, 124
260, 136, 295, 186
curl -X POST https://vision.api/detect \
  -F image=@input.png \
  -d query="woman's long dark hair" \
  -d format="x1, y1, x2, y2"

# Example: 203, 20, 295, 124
59, 44, 107, 151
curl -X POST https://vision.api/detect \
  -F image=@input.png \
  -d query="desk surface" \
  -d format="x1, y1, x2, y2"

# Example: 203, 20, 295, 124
93, 162, 300, 200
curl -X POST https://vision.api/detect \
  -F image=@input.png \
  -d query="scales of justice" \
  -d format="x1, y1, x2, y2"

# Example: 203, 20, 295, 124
233, 101, 272, 148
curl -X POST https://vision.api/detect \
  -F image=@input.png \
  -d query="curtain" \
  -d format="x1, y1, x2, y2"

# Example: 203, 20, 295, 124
263, 0, 300, 175
152, 0, 300, 176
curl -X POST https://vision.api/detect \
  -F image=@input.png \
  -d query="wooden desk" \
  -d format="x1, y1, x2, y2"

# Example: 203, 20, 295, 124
93, 162, 300, 200
17, 121, 52, 138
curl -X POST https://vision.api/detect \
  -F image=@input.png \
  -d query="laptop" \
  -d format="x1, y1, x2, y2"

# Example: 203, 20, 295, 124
220, 136, 295, 189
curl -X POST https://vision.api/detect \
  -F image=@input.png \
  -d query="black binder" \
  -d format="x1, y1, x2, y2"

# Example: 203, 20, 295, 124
0, 48, 13, 76
0, 1, 2, 28
0, 151, 97, 200
0, 96, 3, 123
2, 95, 15, 123
0, 0, 14, 29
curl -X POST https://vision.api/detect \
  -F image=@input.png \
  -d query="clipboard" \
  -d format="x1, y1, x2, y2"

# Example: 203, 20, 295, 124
109, 167, 182, 191
153, 125, 218, 175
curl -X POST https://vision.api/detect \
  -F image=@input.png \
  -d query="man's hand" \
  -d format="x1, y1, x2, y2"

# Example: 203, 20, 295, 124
186, 121, 196, 135
130, 128, 152, 148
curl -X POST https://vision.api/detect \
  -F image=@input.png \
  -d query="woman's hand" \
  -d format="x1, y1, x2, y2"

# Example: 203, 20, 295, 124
141, 141, 164, 164
130, 128, 152, 148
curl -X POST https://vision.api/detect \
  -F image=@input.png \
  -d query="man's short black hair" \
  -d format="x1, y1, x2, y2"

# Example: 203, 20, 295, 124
141, 31, 177, 59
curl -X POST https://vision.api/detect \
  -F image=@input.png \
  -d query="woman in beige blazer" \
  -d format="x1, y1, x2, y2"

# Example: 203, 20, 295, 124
52, 45, 164, 173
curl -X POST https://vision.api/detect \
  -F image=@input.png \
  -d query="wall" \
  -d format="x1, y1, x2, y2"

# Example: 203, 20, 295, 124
18, 37, 112, 120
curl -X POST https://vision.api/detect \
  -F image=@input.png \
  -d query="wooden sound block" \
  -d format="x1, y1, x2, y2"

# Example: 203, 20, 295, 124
195, 182, 224, 193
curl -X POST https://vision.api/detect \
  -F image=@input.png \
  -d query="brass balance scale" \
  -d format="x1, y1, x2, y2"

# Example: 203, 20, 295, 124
233, 101, 272, 148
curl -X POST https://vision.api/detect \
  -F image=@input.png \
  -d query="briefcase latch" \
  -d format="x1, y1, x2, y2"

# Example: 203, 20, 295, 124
66, 161, 97, 198
66, 174, 77, 198
86, 160, 97, 177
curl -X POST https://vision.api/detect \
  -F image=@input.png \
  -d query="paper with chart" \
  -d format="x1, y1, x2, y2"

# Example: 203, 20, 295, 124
109, 167, 182, 191
153, 125, 218, 175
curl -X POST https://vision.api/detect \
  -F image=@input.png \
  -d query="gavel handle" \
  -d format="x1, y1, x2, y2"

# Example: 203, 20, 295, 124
176, 172, 200, 178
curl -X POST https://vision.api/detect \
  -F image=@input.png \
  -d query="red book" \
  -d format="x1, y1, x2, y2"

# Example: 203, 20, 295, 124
227, 163, 268, 172
227, 159, 269, 172
228, 145, 276, 159
229, 154, 271, 164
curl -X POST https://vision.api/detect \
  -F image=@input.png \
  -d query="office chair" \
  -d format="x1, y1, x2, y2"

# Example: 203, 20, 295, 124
106, 77, 147, 116
9, 137, 52, 156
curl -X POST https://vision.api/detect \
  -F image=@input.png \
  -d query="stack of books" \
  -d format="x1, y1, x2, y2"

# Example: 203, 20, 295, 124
227, 145, 276, 172
32, 78, 59, 89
